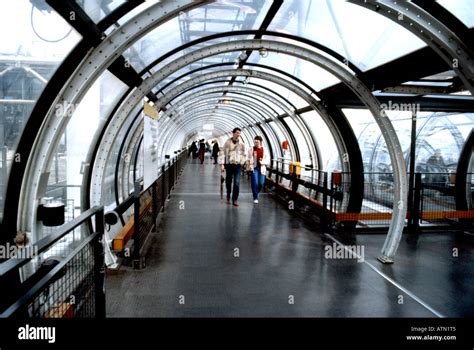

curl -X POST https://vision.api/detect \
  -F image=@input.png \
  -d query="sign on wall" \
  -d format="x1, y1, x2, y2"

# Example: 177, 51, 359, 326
143, 101, 159, 189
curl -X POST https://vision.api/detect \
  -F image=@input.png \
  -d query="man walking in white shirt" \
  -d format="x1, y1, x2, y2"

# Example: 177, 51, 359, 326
218, 128, 247, 207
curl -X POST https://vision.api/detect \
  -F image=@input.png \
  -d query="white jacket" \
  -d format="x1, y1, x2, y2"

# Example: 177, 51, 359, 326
217, 138, 247, 165
246, 146, 270, 174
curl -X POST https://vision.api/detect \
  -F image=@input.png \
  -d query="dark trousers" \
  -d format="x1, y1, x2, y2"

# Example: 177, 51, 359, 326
225, 164, 241, 201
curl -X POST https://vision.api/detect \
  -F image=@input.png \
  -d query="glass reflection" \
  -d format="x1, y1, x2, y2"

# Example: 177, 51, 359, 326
0, 0, 80, 222
268, 0, 425, 71
40, 71, 127, 239
122, 1, 272, 73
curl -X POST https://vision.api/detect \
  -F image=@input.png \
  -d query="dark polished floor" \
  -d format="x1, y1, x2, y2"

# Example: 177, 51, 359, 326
106, 158, 474, 317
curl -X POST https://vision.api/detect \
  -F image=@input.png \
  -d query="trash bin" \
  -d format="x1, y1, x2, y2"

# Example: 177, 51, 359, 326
332, 170, 342, 186
38, 202, 65, 226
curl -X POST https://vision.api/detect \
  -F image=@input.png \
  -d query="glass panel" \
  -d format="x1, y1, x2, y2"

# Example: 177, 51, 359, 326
344, 108, 392, 173
123, 1, 272, 73
240, 128, 253, 148
153, 80, 230, 96
112, 105, 142, 204
239, 77, 304, 112
268, 121, 286, 147
283, 117, 311, 166
153, 54, 242, 94
75, 0, 126, 24
172, 91, 282, 121
259, 122, 279, 158
0, 0, 81, 222
145, 34, 254, 76
247, 49, 340, 92
134, 138, 144, 182
238, 79, 311, 110
343, 108, 474, 173
438, 0, 474, 28
240, 63, 320, 104
268, 0, 426, 71
301, 110, 340, 172
124, 123, 143, 198
116, 0, 159, 26
41, 70, 128, 238
416, 112, 474, 172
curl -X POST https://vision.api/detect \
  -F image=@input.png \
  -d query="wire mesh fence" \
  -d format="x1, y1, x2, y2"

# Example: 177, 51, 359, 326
266, 160, 473, 229
24, 236, 96, 318
0, 207, 105, 319
131, 152, 188, 268
420, 172, 473, 224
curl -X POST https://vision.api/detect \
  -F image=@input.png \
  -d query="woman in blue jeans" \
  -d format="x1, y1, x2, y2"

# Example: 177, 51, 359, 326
246, 136, 270, 204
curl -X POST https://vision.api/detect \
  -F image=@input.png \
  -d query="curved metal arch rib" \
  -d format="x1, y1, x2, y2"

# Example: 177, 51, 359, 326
168, 100, 282, 161
168, 93, 280, 121
154, 69, 346, 172
156, 85, 308, 163
158, 97, 273, 152
132, 39, 406, 262
159, 113, 260, 155
154, 61, 320, 103
19, 0, 211, 233
158, 110, 258, 158
159, 81, 305, 157
165, 86, 291, 119
176, 118, 241, 144
91, 38, 405, 261
158, 86, 295, 139
172, 98, 272, 122
154, 75, 308, 156
163, 97, 275, 127
154, 69, 321, 166
165, 86, 294, 120
158, 79, 325, 168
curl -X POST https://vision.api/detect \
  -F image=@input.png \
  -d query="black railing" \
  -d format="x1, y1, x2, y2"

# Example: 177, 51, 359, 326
0, 206, 105, 318
106, 149, 187, 269
266, 159, 473, 231
131, 151, 188, 269
0, 146, 7, 223
267, 159, 332, 208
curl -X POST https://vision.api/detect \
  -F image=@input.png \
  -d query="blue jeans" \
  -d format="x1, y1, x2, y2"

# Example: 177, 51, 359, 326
251, 167, 265, 200
225, 164, 241, 201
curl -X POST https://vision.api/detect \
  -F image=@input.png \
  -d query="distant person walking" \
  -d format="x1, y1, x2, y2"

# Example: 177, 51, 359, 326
218, 128, 247, 207
212, 140, 219, 164
246, 135, 270, 204
199, 139, 206, 164
189, 141, 197, 158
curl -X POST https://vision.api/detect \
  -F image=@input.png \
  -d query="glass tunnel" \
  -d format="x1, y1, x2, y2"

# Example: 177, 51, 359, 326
0, 0, 473, 325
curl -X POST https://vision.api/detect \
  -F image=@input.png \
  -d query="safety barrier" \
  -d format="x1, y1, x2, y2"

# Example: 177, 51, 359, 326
0, 206, 105, 318
108, 150, 188, 269
267, 159, 473, 231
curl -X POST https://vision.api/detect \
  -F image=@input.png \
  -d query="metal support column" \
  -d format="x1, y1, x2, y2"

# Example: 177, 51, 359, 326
93, 207, 106, 318
407, 110, 418, 230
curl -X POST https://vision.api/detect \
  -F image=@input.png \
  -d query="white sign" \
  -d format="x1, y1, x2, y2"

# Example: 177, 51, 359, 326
143, 114, 159, 189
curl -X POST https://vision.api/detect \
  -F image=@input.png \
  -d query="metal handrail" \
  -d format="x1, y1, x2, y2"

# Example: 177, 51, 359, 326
0, 231, 100, 318
0, 206, 104, 277
271, 158, 318, 171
